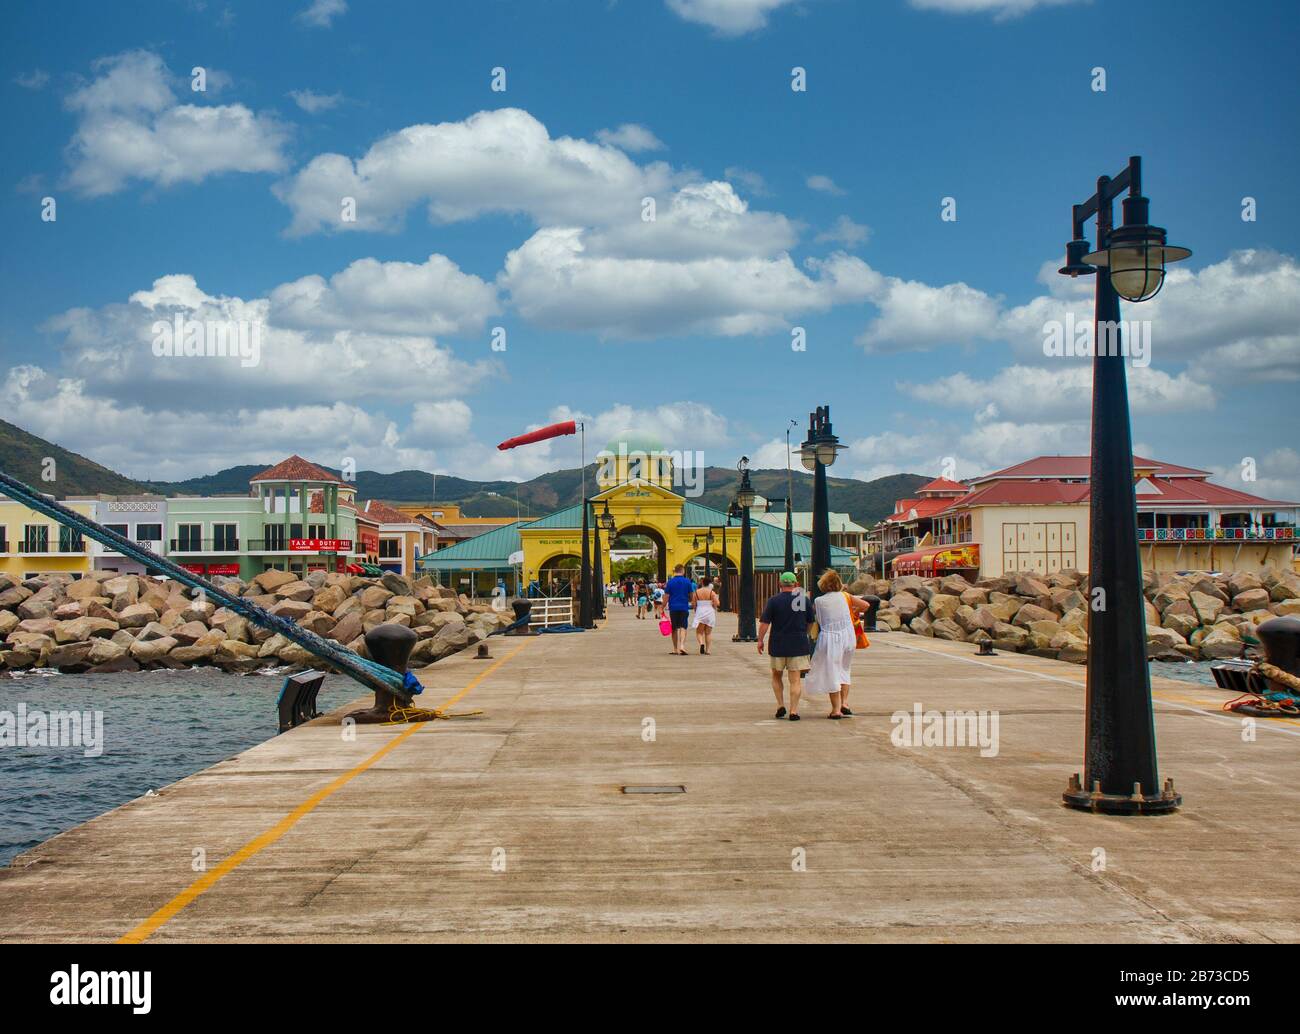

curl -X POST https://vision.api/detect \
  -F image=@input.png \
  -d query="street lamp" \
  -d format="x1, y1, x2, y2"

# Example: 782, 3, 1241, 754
800, 405, 844, 595
1058, 156, 1188, 816
764, 495, 797, 574
692, 529, 715, 581
578, 497, 593, 628
732, 457, 757, 641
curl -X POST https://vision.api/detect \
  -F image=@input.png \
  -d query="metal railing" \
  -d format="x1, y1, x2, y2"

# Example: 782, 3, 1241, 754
18, 540, 85, 554
1138, 527, 1295, 542
169, 538, 240, 552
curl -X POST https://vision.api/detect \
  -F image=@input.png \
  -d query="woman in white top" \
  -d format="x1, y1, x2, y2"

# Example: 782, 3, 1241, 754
802, 569, 872, 718
690, 575, 719, 654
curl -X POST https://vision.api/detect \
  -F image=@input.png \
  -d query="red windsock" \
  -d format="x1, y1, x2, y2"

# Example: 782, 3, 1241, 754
497, 419, 578, 451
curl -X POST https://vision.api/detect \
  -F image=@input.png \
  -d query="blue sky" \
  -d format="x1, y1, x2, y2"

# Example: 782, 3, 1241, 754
1, 0, 1297, 500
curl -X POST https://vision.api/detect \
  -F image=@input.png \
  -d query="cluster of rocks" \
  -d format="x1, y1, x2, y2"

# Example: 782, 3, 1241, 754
0, 568, 516, 676
848, 567, 1300, 665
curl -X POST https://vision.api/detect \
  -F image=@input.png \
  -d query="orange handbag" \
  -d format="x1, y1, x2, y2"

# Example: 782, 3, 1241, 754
844, 592, 870, 649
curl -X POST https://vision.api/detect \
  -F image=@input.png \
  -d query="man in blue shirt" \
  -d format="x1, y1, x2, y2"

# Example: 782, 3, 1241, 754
757, 572, 813, 719
664, 564, 695, 655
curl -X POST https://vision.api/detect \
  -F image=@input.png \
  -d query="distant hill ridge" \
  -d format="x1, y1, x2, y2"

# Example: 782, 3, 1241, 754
0, 421, 925, 528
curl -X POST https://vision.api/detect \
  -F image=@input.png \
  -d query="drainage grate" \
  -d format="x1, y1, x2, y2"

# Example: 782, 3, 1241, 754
621, 785, 686, 794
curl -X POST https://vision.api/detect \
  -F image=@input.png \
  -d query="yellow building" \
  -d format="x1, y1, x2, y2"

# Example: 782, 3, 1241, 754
0, 498, 95, 580
420, 443, 856, 595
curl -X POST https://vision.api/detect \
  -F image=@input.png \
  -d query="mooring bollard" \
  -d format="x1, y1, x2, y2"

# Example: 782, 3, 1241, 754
510, 599, 534, 635
1256, 615, 1300, 693
346, 623, 424, 724
861, 594, 881, 632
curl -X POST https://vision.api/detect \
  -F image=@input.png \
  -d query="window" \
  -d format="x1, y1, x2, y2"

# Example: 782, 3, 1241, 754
136, 523, 162, 542
23, 525, 49, 552
177, 524, 202, 551
105, 523, 129, 537
308, 524, 326, 539
213, 524, 238, 551
59, 525, 84, 553
0, 524, 7, 551
379, 538, 402, 559
264, 524, 286, 550
290, 524, 303, 539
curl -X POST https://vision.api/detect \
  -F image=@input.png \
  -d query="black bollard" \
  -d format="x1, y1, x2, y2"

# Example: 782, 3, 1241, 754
510, 599, 534, 635
861, 594, 881, 632
1256, 615, 1300, 693
346, 623, 428, 724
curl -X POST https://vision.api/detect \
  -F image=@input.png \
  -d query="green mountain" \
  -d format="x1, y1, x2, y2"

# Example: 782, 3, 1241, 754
0, 419, 154, 497
1, 420, 925, 528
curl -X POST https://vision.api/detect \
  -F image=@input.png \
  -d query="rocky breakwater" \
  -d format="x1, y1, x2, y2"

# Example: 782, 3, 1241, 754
0, 568, 516, 676
848, 566, 1300, 666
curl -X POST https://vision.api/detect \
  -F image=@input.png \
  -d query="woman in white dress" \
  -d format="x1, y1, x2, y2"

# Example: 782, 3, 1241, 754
690, 575, 718, 654
803, 569, 872, 719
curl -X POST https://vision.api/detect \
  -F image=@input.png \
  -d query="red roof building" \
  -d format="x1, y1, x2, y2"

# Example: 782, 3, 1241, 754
918, 455, 1298, 578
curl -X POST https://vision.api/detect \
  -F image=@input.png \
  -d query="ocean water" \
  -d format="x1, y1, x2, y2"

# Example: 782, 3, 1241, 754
1149, 660, 1225, 688
0, 668, 355, 866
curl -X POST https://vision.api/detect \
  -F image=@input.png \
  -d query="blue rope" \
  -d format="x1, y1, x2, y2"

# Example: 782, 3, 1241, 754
0, 469, 416, 700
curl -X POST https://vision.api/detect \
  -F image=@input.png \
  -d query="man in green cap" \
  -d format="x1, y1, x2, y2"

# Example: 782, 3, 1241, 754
757, 572, 813, 720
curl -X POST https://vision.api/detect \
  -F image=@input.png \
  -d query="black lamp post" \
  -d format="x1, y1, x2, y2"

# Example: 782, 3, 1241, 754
732, 457, 758, 642
692, 529, 716, 581
1058, 156, 1189, 815
799, 405, 844, 596
764, 495, 797, 574
593, 501, 614, 621
578, 497, 593, 629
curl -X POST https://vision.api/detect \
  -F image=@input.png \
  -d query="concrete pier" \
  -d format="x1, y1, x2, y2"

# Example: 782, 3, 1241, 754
1, 606, 1296, 943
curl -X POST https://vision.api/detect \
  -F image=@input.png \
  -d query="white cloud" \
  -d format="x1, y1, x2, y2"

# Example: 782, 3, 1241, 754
14, 69, 50, 90
41, 268, 496, 411
665, 0, 798, 35
63, 50, 288, 197
815, 215, 870, 247
998, 249, 1300, 382
907, 0, 1086, 18
595, 123, 665, 152
806, 174, 845, 196
724, 165, 770, 197
297, 0, 347, 28
897, 364, 1216, 420
857, 275, 1002, 352
269, 253, 499, 337
275, 107, 678, 236
289, 89, 342, 113
1206, 448, 1300, 507
550, 402, 732, 457
501, 230, 876, 338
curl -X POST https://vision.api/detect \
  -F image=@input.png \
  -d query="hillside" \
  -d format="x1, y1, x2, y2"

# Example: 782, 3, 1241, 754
0, 419, 154, 497
1, 420, 925, 528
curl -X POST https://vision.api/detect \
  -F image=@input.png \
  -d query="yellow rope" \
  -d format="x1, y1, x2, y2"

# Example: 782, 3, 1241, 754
383, 702, 484, 724
1257, 661, 1300, 693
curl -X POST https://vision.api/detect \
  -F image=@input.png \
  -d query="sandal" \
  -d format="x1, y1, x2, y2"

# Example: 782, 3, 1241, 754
775, 707, 787, 719
841, 706, 853, 716
788, 713, 801, 721
828, 713, 843, 720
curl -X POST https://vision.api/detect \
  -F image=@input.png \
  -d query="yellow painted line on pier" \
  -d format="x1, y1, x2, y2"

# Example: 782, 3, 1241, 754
117, 639, 531, 945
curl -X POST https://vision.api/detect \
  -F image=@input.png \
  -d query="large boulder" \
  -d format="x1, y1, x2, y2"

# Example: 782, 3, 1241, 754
329, 612, 364, 645
381, 572, 413, 596
1013, 573, 1051, 598
269, 599, 312, 621
48, 641, 97, 671
1232, 587, 1271, 612
66, 578, 106, 601
1200, 631, 1244, 660
890, 592, 926, 622
1152, 585, 1190, 613
1052, 632, 1088, 665
927, 593, 961, 621
359, 585, 395, 610
311, 584, 347, 614
1189, 590, 1224, 625
992, 622, 1029, 651
910, 612, 934, 637
1012, 603, 1056, 629
1226, 571, 1263, 597
274, 580, 316, 603
169, 620, 211, 645
0, 611, 18, 637
54, 616, 120, 643
958, 587, 989, 608
16, 617, 59, 636
171, 641, 218, 663
955, 605, 997, 635
257, 634, 290, 658
1146, 626, 1187, 661
298, 610, 336, 636
181, 599, 216, 623
252, 568, 298, 593
931, 617, 965, 641
124, 635, 171, 664
332, 595, 365, 620
116, 602, 159, 629
1161, 610, 1199, 640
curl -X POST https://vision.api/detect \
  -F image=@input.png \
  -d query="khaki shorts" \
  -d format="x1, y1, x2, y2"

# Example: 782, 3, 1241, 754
770, 654, 810, 672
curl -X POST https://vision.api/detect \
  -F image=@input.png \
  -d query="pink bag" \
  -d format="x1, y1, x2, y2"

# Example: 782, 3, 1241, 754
659, 618, 672, 636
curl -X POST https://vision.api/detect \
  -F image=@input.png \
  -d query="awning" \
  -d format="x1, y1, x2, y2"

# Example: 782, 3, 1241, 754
891, 544, 980, 576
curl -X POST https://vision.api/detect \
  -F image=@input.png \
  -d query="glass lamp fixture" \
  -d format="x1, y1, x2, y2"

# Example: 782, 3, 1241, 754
1083, 195, 1190, 302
